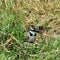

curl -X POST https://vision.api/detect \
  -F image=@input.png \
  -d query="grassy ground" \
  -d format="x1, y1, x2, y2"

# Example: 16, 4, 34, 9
0, 0, 60, 60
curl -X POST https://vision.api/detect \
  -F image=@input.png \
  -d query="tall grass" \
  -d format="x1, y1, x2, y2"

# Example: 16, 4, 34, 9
0, 0, 60, 60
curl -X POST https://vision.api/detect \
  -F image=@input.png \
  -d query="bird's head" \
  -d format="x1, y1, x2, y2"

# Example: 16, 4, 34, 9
30, 25, 40, 33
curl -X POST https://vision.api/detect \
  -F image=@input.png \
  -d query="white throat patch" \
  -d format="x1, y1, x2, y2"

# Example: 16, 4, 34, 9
30, 31, 35, 36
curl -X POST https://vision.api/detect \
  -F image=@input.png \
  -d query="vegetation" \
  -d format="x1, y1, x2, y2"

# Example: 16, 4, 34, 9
0, 0, 60, 60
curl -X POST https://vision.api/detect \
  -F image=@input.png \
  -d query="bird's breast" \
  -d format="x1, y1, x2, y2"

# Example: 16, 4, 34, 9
30, 31, 36, 36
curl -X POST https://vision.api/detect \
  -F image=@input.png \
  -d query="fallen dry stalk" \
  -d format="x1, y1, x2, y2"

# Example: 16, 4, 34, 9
2, 35, 19, 52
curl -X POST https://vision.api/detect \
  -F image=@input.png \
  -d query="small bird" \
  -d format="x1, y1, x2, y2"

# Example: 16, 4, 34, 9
28, 25, 39, 43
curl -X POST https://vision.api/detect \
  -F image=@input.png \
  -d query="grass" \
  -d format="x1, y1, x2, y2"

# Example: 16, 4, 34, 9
0, 0, 60, 60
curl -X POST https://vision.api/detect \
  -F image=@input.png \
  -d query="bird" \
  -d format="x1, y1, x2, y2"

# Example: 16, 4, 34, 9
28, 25, 38, 43
27, 25, 45, 43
